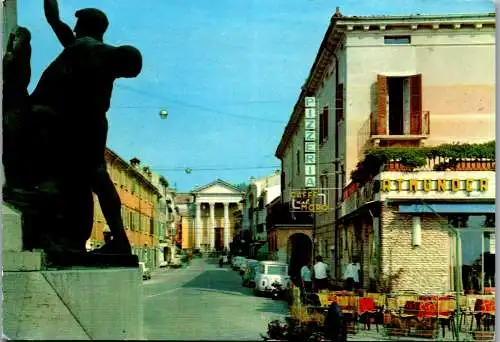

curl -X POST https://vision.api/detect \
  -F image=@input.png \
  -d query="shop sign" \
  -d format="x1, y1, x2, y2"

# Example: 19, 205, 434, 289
489, 233, 495, 254
289, 188, 329, 213
304, 97, 317, 188
381, 178, 489, 193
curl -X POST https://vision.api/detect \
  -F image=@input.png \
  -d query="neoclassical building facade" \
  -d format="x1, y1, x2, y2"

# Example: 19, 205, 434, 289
191, 180, 244, 251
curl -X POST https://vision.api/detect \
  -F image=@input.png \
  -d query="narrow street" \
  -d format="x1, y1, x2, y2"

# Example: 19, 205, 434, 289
143, 258, 289, 340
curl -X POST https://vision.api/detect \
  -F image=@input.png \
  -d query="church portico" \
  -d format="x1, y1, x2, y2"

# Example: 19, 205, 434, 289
192, 180, 245, 251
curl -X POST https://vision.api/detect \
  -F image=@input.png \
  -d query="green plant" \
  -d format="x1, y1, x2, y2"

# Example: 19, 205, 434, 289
351, 141, 495, 184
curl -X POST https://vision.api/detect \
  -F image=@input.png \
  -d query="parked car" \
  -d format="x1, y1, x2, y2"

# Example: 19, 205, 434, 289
240, 258, 258, 275
139, 262, 152, 280
242, 259, 259, 287
169, 250, 183, 268
253, 261, 290, 296
231, 256, 246, 271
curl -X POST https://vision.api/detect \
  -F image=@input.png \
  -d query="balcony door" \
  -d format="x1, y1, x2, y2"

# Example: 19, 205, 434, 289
387, 77, 410, 135
376, 74, 422, 136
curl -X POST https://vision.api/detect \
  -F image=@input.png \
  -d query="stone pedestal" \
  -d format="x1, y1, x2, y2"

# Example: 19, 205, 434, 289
2, 204, 144, 340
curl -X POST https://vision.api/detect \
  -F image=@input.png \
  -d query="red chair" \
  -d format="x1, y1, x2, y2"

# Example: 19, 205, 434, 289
359, 297, 376, 314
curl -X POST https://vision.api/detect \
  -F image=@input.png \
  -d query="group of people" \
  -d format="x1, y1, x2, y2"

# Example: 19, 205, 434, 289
3, 0, 142, 256
300, 256, 362, 294
300, 255, 330, 293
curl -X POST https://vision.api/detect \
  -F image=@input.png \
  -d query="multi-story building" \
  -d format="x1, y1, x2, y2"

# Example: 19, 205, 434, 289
2, 0, 17, 51
148, 171, 180, 266
242, 172, 281, 257
89, 150, 162, 270
175, 193, 195, 250
275, 10, 495, 293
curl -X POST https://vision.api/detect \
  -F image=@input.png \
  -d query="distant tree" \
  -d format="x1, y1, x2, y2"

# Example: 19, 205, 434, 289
234, 182, 248, 191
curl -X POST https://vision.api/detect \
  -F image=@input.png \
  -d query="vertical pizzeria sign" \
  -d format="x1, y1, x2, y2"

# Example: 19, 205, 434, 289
304, 97, 317, 188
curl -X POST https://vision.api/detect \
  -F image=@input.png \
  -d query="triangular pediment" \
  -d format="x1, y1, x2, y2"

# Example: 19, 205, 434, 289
192, 179, 243, 194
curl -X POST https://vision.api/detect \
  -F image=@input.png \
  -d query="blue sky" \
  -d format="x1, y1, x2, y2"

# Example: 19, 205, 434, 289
18, 0, 494, 191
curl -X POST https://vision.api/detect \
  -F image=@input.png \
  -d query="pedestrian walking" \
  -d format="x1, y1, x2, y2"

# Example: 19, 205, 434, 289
313, 255, 329, 292
300, 261, 313, 293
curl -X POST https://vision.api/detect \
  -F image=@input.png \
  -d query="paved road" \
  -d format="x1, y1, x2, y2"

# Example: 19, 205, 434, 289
143, 258, 288, 340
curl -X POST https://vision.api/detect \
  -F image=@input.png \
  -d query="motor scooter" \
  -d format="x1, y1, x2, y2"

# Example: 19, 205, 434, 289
270, 281, 284, 300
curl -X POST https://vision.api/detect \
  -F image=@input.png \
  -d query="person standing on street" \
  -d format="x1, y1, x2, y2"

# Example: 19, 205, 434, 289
300, 262, 313, 293
313, 255, 329, 292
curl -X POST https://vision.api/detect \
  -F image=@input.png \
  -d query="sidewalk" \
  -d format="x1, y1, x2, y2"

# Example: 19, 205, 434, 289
349, 326, 474, 341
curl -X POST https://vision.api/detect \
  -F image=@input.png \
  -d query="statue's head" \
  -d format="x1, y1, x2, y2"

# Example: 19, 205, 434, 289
74, 8, 109, 41
113, 45, 143, 78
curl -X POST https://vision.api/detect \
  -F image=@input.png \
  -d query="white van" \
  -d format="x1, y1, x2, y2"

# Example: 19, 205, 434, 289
253, 261, 290, 295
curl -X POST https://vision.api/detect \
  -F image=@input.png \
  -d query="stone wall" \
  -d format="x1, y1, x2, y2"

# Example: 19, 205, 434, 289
380, 204, 452, 293
2, 204, 144, 340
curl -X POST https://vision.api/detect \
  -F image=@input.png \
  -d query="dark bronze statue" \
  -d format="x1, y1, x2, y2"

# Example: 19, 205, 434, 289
3, 1, 142, 266
40, 0, 133, 255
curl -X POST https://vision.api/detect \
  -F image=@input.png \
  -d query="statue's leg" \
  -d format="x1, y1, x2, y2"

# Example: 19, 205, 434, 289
92, 166, 132, 254
91, 118, 132, 254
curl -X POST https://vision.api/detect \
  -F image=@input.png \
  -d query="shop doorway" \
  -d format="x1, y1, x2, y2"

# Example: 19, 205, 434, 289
287, 233, 313, 285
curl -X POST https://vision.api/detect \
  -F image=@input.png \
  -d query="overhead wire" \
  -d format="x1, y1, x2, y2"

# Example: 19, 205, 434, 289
146, 160, 342, 172
114, 83, 286, 124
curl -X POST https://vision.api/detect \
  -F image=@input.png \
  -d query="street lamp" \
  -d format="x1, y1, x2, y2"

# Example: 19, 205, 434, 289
159, 109, 168, 119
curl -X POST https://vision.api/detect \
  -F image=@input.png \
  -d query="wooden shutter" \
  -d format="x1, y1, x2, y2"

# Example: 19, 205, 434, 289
335, 83, 344, 122
376, 75, 388, 135
319, 111, 324, 142
409, 74, 422, 135
320, 107, 329, 142
324, 107, 329, 139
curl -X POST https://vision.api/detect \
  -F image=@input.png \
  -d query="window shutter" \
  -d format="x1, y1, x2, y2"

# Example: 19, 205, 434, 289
376, 75, 388, 135
318, 111, 324, 142
409, 74, 422, 135
324, 107, 329, 140
335, 84, 344, 122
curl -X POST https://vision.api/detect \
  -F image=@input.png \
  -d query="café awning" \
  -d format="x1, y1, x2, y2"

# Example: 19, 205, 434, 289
398, 203, 495, 214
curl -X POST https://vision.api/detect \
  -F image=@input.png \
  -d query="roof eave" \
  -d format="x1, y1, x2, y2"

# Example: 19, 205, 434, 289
275, 16, 344, 159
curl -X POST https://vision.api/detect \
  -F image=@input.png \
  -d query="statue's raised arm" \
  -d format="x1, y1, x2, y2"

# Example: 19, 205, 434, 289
44, 0, 75, 47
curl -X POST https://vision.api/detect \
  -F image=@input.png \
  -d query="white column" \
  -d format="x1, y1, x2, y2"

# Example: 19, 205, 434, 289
195, 202, 202, 249
209, 203, 215, 249
223, 202, 230, 249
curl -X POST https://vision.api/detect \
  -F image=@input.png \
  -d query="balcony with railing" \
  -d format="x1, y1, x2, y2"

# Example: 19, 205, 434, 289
350, 141, 495, 187
370, 110, 430, 147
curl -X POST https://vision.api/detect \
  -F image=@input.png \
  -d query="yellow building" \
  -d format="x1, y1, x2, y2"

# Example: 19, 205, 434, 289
174, 193, 195, 250
90, 149, 161, 269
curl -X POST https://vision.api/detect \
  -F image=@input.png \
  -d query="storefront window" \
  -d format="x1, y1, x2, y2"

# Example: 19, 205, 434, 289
449, 214, 496, 293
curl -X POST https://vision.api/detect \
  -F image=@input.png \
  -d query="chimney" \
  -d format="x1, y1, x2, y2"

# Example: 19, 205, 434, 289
130, 157, 140, 169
